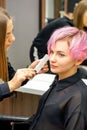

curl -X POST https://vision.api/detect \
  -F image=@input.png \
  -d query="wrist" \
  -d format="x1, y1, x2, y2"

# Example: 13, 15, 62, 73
8, 80, 18, 92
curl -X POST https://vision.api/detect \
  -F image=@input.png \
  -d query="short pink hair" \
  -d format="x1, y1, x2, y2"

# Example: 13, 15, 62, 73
47, 26, 87, 60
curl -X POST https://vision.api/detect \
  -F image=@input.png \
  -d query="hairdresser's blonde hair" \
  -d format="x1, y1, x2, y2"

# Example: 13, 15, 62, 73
0, 7, 11, 81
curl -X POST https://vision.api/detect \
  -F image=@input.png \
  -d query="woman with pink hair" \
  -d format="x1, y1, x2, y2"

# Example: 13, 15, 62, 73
26, 26, 87, 130
46, 26, 87, 129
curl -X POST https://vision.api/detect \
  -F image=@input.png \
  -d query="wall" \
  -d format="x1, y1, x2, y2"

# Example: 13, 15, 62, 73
6, 0, 39, 69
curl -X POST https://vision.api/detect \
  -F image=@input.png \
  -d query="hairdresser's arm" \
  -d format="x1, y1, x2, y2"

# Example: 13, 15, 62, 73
0, 60, 48, 101
8, 59, 48, 92
0, 67, 36, 101
0, 60, 37, 101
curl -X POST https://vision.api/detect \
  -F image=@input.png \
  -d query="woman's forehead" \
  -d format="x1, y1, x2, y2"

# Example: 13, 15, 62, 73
51, 40, 69, 51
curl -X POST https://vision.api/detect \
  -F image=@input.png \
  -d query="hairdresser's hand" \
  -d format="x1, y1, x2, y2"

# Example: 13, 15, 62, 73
28, 59, 40, 69
8, 68, 36, 92
38, 63, 48, 74
29, 59, 49, 73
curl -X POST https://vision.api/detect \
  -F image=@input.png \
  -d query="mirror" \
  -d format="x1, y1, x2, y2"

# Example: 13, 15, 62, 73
45, 0, 64, 21
39, 0, 80, 29
39, 0, 65, 29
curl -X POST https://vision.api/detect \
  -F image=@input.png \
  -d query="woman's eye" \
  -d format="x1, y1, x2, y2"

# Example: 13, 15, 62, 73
59, 53, 65, 57
50, 50, 54, 54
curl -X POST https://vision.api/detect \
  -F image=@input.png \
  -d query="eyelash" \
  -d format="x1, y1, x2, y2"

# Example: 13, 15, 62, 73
59, 53, 65, 57
50, 51, 65, 57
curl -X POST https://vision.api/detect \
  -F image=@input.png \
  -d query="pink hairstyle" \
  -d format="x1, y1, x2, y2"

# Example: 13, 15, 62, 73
47, 26, 87, 60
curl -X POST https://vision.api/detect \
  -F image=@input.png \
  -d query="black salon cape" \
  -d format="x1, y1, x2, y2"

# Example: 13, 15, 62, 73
28, 69, 87, 130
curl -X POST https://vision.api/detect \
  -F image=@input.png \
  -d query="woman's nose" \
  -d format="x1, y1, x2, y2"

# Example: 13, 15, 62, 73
12, 34, 15, 41
10, 33, 15, 42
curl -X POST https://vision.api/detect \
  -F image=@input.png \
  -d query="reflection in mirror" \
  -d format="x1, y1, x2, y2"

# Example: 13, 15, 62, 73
45, 0, 64, 24
45, 0, 54, 23
40, 0, 80, 29
39, 0, 63, 29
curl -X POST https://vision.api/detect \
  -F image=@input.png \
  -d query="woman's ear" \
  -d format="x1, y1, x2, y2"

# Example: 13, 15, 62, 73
75, 59, 84, 66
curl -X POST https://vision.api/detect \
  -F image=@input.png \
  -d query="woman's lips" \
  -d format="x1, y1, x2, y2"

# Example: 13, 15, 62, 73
50, 64, 57, 69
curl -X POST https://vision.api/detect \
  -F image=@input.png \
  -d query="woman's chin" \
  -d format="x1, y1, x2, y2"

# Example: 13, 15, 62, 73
50, 69, 57, 74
